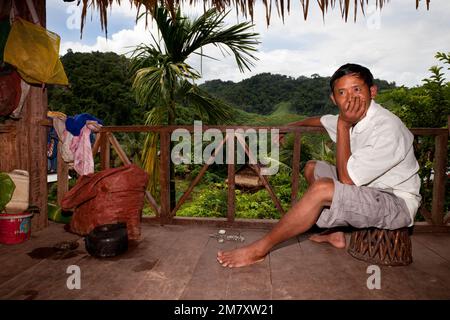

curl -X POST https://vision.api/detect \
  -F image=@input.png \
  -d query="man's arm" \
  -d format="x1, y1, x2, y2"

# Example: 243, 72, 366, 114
336, 96, 368, 185
286, 116, 323, 127
336, 118, 353, 184
278, 116, 323, 145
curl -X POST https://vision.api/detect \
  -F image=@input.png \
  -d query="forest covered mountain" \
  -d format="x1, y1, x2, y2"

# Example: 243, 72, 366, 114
48, 51, 397, 124
199, 73, 397, 115
48, 50, 141, 126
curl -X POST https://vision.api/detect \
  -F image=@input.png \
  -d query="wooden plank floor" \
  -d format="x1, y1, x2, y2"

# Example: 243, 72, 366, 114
0, 222, 449, 300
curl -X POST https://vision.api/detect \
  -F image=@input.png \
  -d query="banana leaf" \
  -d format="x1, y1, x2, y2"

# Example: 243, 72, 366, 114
0, 172, 15, 212
48, 202, 72, 224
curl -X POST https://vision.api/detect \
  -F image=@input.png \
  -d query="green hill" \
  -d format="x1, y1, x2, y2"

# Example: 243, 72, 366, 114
200, 73, 397, 116
48, 51, 397, 126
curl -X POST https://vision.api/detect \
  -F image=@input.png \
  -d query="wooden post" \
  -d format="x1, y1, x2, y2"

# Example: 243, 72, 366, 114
291, 131, 301, 204
99, 132, 110, 170
431, 132, 448, 225
227, 134, 235, 223
159, 132, 171, 225
235, 134, 285, 215
170, 138, 226, 217
56, 142, 68, 206
0, 0, 50, 232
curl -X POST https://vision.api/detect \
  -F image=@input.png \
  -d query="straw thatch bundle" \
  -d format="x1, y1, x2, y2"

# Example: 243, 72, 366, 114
79, 0, 431, 35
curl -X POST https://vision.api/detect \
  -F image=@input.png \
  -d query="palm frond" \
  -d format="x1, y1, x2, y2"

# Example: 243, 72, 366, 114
178, 80, 235, 124
141, 105, 167, 197
181, 9, 260, 72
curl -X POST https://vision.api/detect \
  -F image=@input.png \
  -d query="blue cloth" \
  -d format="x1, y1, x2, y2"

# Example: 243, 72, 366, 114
65, 113, 103, 136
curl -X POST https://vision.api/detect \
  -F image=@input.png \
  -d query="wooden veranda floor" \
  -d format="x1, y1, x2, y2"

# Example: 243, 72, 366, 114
0, 222, 449, 300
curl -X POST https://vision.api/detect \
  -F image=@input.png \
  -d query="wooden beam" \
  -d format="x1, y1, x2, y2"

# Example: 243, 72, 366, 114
291, 131, 301, 205
99, 132, 110, 170
91, 132, 102, 157
107, 132, 131, 165
170, 136, 226, 217
99, 125, 327, 134
444, 212, 450, 225
431, 132, 448, 225
235, 134, 285, 215
418, 205, 432, 224
412, 221, 450, 233
227, 134, 235, 223
159, 132, 171, 225
141, 217, 450, 233
99, 125, 447, 136
410, 128, 448, 136
142, 216, 279, 230
56, 142, 68, 206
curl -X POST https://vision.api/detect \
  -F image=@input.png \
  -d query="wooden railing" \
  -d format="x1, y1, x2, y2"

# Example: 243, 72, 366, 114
54, 123, 449, 232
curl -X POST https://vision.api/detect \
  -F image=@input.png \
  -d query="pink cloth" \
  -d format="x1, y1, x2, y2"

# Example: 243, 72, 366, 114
70, 125, 94, 176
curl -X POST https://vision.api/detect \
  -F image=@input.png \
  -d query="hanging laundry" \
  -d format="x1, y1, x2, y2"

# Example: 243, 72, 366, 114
48, 112, 103, 175
66, 113, 103, 136
47, 125, 58, 173
70, 125, 94, 176
48, 112, 74, 165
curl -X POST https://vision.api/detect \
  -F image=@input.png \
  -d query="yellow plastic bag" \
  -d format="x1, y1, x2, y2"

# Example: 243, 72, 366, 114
4, 18, 68, 86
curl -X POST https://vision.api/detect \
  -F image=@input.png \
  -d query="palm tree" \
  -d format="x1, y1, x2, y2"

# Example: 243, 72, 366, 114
129, 5, 259, 210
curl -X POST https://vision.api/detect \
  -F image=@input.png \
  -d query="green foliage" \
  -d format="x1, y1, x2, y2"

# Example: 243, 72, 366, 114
200, 73, 396, 115
48, 50, 142, 125
177, 182, 228, 218
376, 51, 450, 218
0, 173, 15, 211
177, 167, 308, 220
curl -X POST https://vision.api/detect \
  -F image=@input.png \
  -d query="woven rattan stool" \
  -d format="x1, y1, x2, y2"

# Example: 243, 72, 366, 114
347, 227, 412, 266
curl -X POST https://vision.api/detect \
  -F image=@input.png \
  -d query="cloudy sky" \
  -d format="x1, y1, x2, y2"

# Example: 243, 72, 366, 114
46, 0, 450, 87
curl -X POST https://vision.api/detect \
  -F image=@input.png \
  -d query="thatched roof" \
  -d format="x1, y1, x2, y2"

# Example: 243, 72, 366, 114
80, 0, 431, 36
225, 165, 264, 190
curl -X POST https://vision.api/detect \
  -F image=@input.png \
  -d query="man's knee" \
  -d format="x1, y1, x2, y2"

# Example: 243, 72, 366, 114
309, 178, 334, 201
304, 160, 317, 181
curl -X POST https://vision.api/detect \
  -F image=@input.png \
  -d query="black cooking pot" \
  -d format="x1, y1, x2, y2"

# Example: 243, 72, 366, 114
85, 222, 128, 258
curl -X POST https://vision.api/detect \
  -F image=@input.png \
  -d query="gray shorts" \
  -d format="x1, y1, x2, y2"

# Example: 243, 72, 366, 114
314, 161, 412, 230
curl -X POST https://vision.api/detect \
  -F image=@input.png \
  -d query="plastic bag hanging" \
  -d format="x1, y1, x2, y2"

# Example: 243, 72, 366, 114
4, 17, 68, 85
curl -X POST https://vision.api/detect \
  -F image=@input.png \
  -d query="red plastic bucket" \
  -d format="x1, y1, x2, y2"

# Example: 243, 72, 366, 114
0, 212, 33, 245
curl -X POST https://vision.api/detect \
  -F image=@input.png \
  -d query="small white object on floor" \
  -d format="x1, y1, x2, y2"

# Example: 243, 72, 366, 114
218, 229, 226, 235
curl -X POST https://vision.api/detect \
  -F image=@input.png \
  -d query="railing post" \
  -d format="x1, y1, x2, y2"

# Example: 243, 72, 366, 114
99, 132, 110, 170
291, 131, 301, 204
227, 133, 235, 223
159, 131, 171, 225
56, 142, 68, 206
431, 131, 448, 225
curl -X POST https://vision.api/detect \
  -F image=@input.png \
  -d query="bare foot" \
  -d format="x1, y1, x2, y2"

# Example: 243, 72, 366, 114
309, 231, 346, 249
217, 244, 266, 268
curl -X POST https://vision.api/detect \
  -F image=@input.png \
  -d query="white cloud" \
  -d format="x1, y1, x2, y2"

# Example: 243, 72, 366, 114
61, 18, 158, 55
56, 0, 450, 87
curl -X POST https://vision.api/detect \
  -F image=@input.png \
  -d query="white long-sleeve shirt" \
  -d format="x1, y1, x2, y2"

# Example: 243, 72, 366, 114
320, 100, 421, 226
